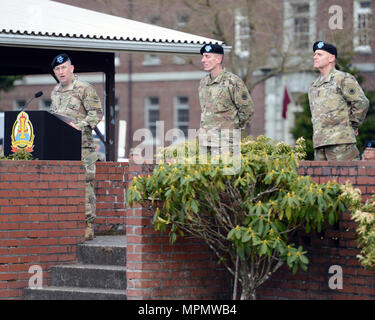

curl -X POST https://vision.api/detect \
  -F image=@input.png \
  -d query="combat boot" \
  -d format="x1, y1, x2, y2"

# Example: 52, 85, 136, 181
85, 222, 94, 240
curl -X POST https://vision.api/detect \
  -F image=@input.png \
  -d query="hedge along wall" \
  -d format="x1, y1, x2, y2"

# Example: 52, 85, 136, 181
256, 160, 375, 300
0, 160, 128, 299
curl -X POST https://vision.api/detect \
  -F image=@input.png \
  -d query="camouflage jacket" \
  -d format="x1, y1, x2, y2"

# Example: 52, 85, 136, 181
51, 75, 103, 132
199, 69, 254, 131
308, 68, 369, 148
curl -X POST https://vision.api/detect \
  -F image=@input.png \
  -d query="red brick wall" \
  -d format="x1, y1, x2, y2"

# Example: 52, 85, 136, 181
0, 160, 128, 299
0, 160, 85, 299
125, 162, 232, 300
250, 80, 265, 136
257, 160, 375, 300
1, 159, 375, 300
94, 162, 128, 234
126, 160, 375, 300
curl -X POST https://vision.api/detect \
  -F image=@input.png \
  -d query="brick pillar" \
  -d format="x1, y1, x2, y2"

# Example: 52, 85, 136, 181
125, 161, 231, 300
0, 160, 85, 299
94, 162, 128, 234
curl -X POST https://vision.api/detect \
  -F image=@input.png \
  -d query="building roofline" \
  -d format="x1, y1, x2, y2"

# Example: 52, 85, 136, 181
0, 34, 231, 55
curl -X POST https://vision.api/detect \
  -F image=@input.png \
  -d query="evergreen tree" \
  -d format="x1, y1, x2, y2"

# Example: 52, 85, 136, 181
290, 94, 314, 160
291, 57, 375, 160
357, 88, 375, 152
0, 76, 23, 109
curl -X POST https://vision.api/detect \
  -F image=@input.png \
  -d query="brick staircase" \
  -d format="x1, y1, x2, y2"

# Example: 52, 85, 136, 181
23, 236, 127, 300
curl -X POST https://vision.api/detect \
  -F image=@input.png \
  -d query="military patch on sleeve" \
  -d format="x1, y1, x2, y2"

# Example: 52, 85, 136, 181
239, 90, 250, 104
344, 83, 358, 97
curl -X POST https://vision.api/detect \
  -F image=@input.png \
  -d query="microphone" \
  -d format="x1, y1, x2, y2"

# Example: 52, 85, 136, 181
21, 91, 43, 111
34, 91, 43, 98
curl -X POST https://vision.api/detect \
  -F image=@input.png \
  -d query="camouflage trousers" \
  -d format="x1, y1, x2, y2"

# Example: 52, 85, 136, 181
198, 128, 242, 156
82, 127, 98, 223
199, 143, 241, 157
314, 143, 360, 161
82, 147, 97, 223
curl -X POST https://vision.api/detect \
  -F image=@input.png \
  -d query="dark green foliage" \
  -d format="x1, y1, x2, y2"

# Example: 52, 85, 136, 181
0, 76, 23, 102
290, 95, 314, 160
0, 149, 35, 160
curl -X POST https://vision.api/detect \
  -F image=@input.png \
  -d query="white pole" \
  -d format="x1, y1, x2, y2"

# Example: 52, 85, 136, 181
117, 120, 127, 161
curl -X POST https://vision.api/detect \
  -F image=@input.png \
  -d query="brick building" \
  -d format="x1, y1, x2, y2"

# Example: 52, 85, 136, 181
0, 0, 374, 159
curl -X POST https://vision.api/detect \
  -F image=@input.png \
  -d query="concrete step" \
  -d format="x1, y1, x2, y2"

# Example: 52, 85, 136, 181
77, 235, 127, 266
50, 264, 127, 290
23, 286, 127, 300
23, 235, 128, 300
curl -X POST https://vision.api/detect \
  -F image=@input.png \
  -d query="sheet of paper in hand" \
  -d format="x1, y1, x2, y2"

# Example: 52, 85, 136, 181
49, 112, 77, 129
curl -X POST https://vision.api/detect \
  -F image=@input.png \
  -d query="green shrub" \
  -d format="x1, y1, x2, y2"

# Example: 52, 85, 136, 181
127, 135, 361, 299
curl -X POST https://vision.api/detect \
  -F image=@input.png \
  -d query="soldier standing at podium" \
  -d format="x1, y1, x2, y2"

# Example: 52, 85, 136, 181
50, 53, 103, 240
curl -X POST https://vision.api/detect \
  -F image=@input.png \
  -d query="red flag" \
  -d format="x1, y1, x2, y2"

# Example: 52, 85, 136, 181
282, 87, 291, 119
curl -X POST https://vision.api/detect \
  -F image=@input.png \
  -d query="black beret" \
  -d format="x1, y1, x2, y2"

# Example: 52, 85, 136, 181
51, 53, 71, 69
365, 140, 375, 148
313, 41, 337, 58
200, 43, 224, 55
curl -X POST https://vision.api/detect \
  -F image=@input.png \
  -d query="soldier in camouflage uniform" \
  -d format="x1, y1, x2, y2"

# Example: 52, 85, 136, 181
199, 44, 254, 154
309, 41, 369, 161
50, 53, 103, 240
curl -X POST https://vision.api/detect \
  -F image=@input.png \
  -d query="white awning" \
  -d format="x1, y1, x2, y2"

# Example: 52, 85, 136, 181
0, 0, 230, 54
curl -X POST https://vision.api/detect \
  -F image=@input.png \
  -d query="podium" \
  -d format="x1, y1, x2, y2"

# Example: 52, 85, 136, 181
3, 111, 81, 160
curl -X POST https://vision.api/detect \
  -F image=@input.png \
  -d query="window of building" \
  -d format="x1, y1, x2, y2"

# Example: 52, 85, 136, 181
292, 3, 310, 50
143, 16, 161, 66
354, 0, 373, 53
143, 54, 161, 66
173, 14, 190, 64
175, 13, 189, 29
234, 8, 250, 58
39, 98, 51, 111
174, 96, 189, 141
13, 99, 26, 110
114, 52, 121, 67
145, 96, 160, 144
283, 0, 316, 52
